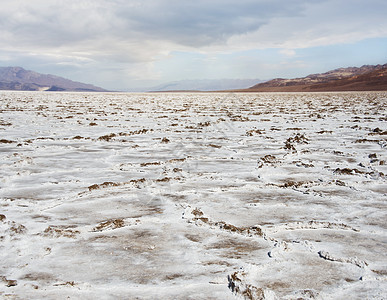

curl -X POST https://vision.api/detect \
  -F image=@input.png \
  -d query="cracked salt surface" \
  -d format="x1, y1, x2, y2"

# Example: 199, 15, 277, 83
0, 91, 386, 299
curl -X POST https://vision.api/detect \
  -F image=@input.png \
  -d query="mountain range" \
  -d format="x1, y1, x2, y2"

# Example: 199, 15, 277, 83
145, 78, 265, 92
243, 64, 387, 92
1, 64, 386, 93
0, 67, 106, 92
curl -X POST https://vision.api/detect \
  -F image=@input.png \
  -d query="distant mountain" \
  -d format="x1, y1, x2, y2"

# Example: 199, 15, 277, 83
147, 78, 265, 92
245, 64, 387, 92
0, 67, 107, 92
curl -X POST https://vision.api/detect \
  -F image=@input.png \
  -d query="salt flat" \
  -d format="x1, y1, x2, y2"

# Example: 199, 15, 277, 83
0, 91, 386, 299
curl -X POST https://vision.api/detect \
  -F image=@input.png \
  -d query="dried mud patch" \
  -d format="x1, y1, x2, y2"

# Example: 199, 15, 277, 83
92, 218, 140, 232
86, 178, 146, 192
162, 273, 185, 281
1, 276, 17, 287
20, 272, 56, 284
206, 238, 264, 259
92, 218, 125, 232
0, 139, 16, 144
42, 226, 80, 238
3, 221, 27, 236
185, 233, 202, 243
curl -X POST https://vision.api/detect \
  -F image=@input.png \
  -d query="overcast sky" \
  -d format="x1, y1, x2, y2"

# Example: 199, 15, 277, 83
0, 0, 386, 90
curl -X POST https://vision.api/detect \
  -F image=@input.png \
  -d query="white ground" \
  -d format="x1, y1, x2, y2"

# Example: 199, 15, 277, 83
0, 91, 386, 299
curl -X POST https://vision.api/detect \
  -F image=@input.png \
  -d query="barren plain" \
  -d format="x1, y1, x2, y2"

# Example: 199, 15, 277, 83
0, 91, 386, 299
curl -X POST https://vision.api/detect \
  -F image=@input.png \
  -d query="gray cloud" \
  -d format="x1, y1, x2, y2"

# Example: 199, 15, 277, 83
2, 0, 385, 52
116, 0, 311, 46
0, 0, 313, 48
0, 1, 114, 46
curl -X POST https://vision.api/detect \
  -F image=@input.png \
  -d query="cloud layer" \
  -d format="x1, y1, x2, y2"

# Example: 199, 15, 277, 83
0, 0, 386, 89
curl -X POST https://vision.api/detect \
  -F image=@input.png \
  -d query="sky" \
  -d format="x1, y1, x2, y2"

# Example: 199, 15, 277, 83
0, 0, 386, 91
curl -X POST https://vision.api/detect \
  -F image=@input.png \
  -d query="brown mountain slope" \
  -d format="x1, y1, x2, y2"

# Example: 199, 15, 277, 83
0, 67, 107, 92
245, 64, 387, 92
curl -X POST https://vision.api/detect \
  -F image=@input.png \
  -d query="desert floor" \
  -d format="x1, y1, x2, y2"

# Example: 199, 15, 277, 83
1, 91, 386, 299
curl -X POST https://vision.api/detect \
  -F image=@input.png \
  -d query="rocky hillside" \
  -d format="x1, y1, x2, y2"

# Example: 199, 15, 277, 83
246, 64, 387, 92
0, 67, 107, 92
